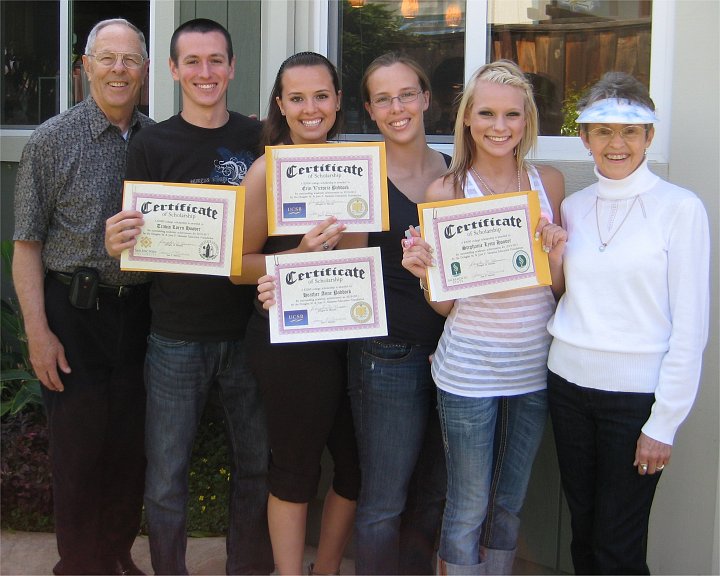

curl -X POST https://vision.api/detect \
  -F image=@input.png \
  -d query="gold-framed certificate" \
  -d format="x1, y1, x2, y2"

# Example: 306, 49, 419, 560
120, 181, 244, 276
265, 247, 388, 343
265, 142, 389, 235
418, 190, 551, 301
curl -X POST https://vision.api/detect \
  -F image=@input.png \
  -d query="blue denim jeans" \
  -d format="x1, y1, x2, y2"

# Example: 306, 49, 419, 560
143, 334, 273, 575
348, 338, 446, 575
547, 370, 661, 575
437, 388, 547, 574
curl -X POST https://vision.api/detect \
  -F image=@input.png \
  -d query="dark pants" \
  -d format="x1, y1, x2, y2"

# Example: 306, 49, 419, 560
42, 274, 150, 575
246, 312, 360, 504
548, 370, 661, 575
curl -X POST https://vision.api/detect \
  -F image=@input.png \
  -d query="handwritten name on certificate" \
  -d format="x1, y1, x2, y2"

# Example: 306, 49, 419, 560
266, 142, 389, 235
120, 181, 245, 277
266, 247, 388, 343
418, 191, 551, 301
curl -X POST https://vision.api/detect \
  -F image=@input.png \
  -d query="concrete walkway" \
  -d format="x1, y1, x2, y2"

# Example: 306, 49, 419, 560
0, 531, 356, 576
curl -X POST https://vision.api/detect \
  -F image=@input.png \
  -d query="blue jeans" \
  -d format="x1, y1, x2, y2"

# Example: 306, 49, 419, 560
348, 339, 446, 575
547, 370, 661, 575
143, 334, 273, 575
437, 388, 547, 574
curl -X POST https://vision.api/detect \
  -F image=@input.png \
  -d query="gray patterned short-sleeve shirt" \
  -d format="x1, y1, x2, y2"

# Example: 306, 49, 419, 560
13, 97, 154, 285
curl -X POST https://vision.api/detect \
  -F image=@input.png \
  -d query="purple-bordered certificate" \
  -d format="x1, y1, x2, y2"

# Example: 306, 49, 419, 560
418, 190, 551, 301
266, 247, 387, 343
266, 142, 389, 235
120, 181, 245, 276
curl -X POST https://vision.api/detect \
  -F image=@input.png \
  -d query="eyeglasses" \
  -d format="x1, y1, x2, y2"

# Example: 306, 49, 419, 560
370, 89, 423, 108
87, 52, 146, 69
588, 125, 647, 142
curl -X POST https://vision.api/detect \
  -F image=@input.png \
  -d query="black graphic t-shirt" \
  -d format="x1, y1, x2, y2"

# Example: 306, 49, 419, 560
126, 112, 262, 341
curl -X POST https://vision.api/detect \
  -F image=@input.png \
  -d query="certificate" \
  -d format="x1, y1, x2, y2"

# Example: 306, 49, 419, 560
418, 190, 551, 301
266, 247, 388, 343
120, 181, 245, 276
266, 142, 389, 235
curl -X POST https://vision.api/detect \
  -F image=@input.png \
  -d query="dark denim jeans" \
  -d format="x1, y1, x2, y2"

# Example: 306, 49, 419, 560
348, 338, 446, 575
143, 334, 273, 575
437, 388, 547, 574
548, 370, 661, 575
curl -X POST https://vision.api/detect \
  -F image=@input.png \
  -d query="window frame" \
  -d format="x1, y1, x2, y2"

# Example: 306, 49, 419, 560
322, 0, 674, 164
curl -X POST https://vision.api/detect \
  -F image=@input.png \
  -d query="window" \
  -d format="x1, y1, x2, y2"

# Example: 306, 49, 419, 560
332, 0, 669, 160
1, 0, 149, 130
2, 1, 60, 128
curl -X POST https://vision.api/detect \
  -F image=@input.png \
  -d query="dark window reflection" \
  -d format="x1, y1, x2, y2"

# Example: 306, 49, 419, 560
1, 0, 149, 129
337, 0, 652, 138
491, 0, 652, 135
338, 0, 466, 138
2, 1, 60, 128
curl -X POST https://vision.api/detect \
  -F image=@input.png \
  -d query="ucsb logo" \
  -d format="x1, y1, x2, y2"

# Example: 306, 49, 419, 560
284, 310, 309, 327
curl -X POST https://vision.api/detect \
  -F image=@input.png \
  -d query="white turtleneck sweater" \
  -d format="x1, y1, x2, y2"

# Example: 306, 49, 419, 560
547, 160, 710, 445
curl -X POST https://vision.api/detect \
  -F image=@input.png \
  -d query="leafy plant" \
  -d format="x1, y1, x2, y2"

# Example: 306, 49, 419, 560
1, 240, 42, 418
560, 86, 585, 137
186, 398, 233, 536
0, 410, 53, 530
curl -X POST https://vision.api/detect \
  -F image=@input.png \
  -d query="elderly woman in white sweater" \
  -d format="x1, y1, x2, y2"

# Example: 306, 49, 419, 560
546, 72, 710, 575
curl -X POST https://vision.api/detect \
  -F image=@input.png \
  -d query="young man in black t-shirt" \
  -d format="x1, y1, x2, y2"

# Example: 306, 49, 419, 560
106, 19, 273, 575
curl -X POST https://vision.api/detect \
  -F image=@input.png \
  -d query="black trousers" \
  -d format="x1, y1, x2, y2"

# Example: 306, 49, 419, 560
42, 274, 150, 575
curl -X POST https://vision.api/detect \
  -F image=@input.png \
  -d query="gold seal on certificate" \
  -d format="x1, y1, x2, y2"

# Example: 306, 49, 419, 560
418, 190, 551, 301
120, 181, 245, 277
265, 142, 389, 235
266, 247, 388, 343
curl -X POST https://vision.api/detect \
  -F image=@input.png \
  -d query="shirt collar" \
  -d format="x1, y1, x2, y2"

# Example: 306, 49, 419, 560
86, 96, 142, 140
595, 159, 660, 200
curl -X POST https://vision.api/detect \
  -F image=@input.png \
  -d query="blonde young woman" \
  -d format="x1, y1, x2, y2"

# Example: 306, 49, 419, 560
401, 60, 566, 574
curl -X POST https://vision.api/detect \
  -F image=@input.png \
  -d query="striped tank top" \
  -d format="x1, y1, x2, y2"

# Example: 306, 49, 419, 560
431, 165, 556, 398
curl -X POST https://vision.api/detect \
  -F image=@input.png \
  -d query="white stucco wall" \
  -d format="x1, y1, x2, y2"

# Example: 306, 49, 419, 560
647, 1, 720, 573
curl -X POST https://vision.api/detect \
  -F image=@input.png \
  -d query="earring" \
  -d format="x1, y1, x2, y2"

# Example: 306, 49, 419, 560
588, 150, 593, 156
644, 148, 648, 156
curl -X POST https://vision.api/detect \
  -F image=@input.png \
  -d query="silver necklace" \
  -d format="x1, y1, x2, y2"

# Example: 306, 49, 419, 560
471, 166, 521, 195
595, 195, 639, 252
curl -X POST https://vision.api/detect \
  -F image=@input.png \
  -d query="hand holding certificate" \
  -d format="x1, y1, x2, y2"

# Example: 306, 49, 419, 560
120, 181, 245, 276
265, 247, 387, 343
265, 142, 389, 235
418, 190, 550, 301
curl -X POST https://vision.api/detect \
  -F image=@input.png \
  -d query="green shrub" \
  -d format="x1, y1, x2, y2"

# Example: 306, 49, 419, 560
0, 410, 54, 531
185, 397, 233, 536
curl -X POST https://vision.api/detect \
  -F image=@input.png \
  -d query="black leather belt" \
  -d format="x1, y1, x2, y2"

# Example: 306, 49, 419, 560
47, 270, 148, 298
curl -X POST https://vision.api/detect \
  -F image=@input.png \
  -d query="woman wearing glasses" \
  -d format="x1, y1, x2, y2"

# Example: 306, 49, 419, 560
347, 53, 449, 575
401, 60, 566, 575
546, 72, 710, 574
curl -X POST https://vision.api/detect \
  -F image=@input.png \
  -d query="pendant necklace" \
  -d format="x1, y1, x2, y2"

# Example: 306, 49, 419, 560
471, 165, 521, 195
595, 195, 639, 252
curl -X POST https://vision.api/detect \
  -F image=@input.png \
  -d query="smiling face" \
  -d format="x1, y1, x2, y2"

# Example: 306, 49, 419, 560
82, 23, 148, 123
169, 30, 235, 116
275, 65, 341, 145
581, 122, 654, 180
364, 62, 428, 146
465, 81, 526, 161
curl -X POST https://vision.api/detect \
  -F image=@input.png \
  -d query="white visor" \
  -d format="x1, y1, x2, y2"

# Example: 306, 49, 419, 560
576, 98, 659, 124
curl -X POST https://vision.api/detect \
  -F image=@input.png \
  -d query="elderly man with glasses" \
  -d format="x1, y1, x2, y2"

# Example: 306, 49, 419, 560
13, 18, 152, 575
